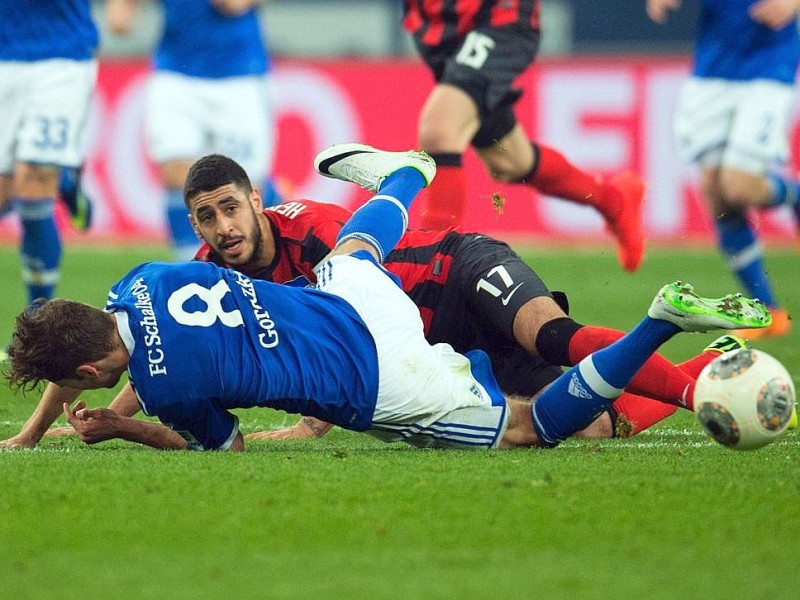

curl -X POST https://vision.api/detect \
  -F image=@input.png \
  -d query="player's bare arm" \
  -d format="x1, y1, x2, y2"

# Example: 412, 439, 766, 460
748, 0, 800, 30
42, 381, 142, 438
646, 0, 682, 24
63, 401, 190, 450
245, 416, 334, 441
0, 383, 81, 449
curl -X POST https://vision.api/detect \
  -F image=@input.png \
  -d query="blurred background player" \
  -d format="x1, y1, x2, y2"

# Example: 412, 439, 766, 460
0, 0, 98, 307
402, 0, 647, 272
647, 0, 800, 339
106, 0, 277, 261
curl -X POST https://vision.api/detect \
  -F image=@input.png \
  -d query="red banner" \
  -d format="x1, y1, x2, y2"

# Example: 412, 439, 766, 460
2, 57, 798, 244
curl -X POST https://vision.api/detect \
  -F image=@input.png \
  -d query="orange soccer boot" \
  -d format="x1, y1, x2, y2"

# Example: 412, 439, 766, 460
604, 171, 646, 273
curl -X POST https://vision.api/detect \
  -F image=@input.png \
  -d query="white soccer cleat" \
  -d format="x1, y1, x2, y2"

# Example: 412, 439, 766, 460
314, 143, 436, 192
648, 281, 772, 333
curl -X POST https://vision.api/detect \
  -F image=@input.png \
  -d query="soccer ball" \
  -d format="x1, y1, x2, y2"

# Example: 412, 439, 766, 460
694, 348, 795, 450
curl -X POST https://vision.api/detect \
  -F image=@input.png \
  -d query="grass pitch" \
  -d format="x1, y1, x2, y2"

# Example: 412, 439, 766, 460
0, 243, 798, 599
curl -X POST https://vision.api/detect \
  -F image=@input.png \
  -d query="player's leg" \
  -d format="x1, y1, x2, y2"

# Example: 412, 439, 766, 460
415, 24, 538, 230
477, 131, 646, 273
416, 83, 480, 230
450, 238, 702, 411
314, 143, 436, 262
11, 59, 95, 305
525, 282, 771, 448
678, 78, 791, 338
12, 163, 62, 304
208, 74, 277, 209
576, 334, 750, 439
158, 159, 197, 261
0, 174, 13, 219
712, 81, 796, 338
145, 72, 204, 261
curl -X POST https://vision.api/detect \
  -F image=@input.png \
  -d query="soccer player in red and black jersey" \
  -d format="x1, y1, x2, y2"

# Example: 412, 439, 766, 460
185, 154, 735, 442
403, 0, 646, 272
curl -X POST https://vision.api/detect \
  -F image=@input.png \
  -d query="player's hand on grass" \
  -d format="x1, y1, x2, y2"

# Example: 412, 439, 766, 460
63, 401, 124, 445
0, 435, 38, 449
245, 416, 333, 440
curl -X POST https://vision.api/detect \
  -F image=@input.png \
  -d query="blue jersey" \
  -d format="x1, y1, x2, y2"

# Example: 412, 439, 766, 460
155, 0, 269, 78
0, 0, 98, 61
693, 0, 800, 83
107, 261, 379, 449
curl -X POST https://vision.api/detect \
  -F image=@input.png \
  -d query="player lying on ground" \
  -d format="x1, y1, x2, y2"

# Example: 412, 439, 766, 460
5, 145, 772, 451
0, 147, 757, 449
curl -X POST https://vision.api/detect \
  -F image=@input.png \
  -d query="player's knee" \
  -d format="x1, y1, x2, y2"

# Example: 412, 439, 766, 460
533, 317, 584, 366
717, 169, 765, 208
418, 119, 468, 153
13, 164, 59, 197
482, 153, 528, 182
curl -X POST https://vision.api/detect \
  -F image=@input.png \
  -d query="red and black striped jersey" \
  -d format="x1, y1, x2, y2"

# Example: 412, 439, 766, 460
194, 199, 467, 333
403, 0, 540, 46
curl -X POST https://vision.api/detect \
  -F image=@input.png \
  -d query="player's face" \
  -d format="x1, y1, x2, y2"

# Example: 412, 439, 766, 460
189, 184, 265, 266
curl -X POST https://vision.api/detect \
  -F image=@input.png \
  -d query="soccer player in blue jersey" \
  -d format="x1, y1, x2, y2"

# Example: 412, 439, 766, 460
647, 0, 800, 339
107, 0, 276, 260
0, 0, 98, 306
5, 144, 772, 451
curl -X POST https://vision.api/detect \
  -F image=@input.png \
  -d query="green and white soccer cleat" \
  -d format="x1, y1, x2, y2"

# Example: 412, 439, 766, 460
648, 281, 772, 333
703, 334, 748, 354
314, 143, 436, 192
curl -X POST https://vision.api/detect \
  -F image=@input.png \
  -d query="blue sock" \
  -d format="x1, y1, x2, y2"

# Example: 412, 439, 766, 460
532, 316, 679, 447
165, 188, 198, 261
16, 197, 62, 303
336, 167, 426, 261
715, 212, 778, 307
766, 173, 800, 208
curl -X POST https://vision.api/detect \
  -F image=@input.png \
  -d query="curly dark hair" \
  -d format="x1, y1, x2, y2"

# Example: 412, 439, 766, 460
5, 299, 117, 392
183, 154, 252, 207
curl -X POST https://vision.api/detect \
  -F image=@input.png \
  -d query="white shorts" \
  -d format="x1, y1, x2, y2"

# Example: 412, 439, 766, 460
673, 77, 795, 174
0, 59, 97, 173
316, 253, 509, 449
145, 71, 274, 182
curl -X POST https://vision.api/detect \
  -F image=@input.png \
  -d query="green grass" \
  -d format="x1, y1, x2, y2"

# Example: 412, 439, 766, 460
1, 243, 798, 599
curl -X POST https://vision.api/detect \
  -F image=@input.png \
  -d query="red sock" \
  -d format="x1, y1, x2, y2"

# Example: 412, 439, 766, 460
677, 351, 718, 379
568, 325, 695, 410
611, 392, 679, 436
526, 144, 614, 217
420, 156, 465, 229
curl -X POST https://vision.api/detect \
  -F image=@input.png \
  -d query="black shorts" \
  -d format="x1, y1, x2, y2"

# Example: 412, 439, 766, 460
426, 234, 563, 396
414, 23, 540, 146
